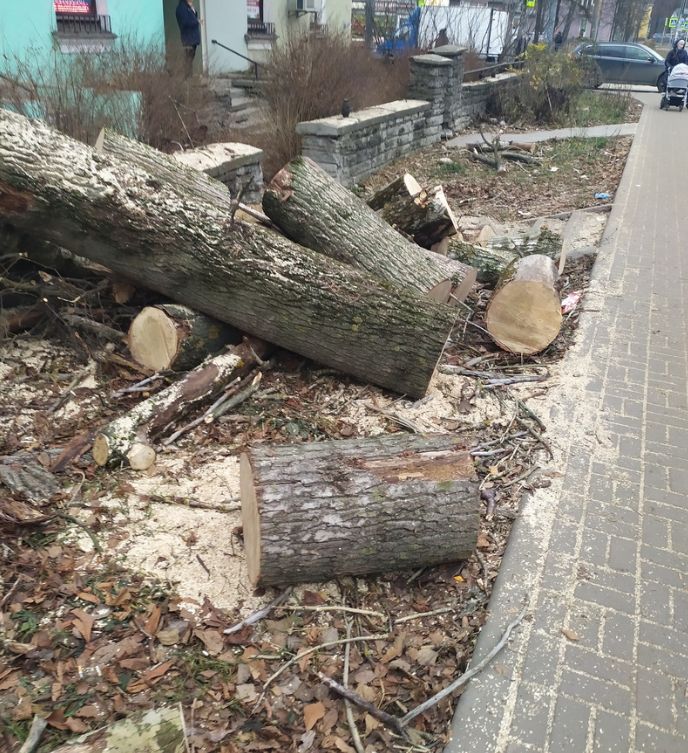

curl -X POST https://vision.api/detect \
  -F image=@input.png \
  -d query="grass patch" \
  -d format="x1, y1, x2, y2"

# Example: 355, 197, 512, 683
572, 90, 633, 126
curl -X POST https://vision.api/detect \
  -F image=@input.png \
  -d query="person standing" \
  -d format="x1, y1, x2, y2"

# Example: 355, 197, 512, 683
553, 28, 563, 51
665, 38, 688, 71
176, 0, 201, 75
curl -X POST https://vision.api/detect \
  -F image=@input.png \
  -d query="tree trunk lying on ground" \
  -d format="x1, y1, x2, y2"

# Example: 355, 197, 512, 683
48, 706, 187, 753
0, 110, 457, 398
262, 157, 475, 306
447, 227, 563, 285
464, 141, 535, 153
367, 173, 459, 249
485, 254, 562, 355
128, 303, 242, 372
93, 337, 273, 469
241, 433, 480, 588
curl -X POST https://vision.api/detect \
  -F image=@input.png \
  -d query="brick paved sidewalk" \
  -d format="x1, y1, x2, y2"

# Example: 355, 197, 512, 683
446, 92, 688, 753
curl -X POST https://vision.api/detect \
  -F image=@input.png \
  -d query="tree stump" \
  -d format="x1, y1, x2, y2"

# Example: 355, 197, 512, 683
241, 434, 480, 588
128, 304, 242, 372
485, 254, 562, 355
367, 173, 422, 211
447, 238, 518, 286
262, 157, 475, 306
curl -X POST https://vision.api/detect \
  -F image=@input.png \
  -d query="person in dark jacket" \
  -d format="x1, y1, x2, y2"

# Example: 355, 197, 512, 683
665, 38, 688, 71
553, 29, 563, 51
176, 0, 201, 74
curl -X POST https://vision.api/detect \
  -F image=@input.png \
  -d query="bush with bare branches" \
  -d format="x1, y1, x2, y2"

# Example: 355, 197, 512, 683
239, 31, 410, 179
0, 38, 212, 150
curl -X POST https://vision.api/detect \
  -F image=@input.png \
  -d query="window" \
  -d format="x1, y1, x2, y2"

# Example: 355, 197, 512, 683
624, 46, 652, 61
54, 0, 113, 37
598, 45, 624, 58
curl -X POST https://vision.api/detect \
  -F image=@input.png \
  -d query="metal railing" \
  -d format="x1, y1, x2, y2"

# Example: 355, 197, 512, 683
211, 39, 261, 80
463, 59, 519, 80
247, 19, 276, 37
55, 13, 112, 35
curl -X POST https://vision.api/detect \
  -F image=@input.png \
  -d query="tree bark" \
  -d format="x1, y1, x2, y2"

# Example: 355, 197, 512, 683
241, 433, 480, 587
0, 109, 457, 398
47, 707, 187, 753
262, 157, 475, 306
93, 337, 272, 469
128, 303, 242, 372
447, 238, 518, 286
487, 227, 562, 259
367, 173, 422, 211
485, 254, 562, 355
374, 184, 460, 250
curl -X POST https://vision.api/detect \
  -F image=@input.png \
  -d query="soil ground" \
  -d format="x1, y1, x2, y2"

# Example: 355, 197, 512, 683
0, 98, 639, 753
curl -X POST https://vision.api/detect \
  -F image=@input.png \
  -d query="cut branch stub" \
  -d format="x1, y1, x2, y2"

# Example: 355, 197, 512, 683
241, 433, 480, 588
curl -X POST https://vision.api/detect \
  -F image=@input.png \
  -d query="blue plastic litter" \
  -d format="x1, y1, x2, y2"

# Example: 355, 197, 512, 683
595, 192, 611, 199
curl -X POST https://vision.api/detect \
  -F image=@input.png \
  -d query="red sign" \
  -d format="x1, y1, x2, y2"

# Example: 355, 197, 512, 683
54, 1, 92, 13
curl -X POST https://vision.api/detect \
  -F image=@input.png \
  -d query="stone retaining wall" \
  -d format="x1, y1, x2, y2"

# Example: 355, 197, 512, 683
173, 142, 264, 205
297, 49, 516, 186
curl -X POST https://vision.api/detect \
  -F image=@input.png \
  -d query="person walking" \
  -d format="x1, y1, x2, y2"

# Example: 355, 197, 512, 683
176, 0, 201, 75
665, 38, 688, 71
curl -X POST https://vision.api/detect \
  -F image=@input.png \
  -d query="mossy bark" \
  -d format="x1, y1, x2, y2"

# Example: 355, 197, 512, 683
263, 157, 474, 305
241, 433, 479, 587
0, 110, 456, 398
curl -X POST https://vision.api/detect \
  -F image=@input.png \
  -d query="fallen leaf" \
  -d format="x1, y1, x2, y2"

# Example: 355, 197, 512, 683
561, 629, 580, 641
477, 533, 490, 549
304, 701, 325, 732
125, 659, 175, 693
195, 629, 224, 656
143, 605, 163, 635
71, 609, 95, 642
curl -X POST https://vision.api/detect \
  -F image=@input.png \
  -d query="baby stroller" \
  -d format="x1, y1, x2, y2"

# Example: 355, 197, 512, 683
661, 63, 688, 110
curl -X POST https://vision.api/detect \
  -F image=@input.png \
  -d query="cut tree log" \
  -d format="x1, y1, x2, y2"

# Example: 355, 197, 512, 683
485, 254, 562, 355
0, 110, 457, 398
93, 337, 273, 469
447, 238, 518, 286
367, 173, 459, 249
375, 184, 459, 249
367, 173, 422, 211
241, 433, 480, 587
47, 706, 187, 753
447, 227, 564, 286
128, 303, 242, 372
262, 156, 475, 306
487, 226, 562, 259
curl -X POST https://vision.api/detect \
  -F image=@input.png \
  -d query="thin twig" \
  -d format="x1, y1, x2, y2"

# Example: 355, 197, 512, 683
149, 495, 241, 512
517, 400, 547, 431
224, 588, 292, 635
399, 604, 529, 727
318, 672, 407, 740
481, 374, 549, 389
18, 715, 47, 753
362, 402, 423, 433
0, 577, 22, 610
112, 372, 171, 398
261, 633, 389, 694
343, 622, 366, 753
516, 417, 553, 459
281, 605, 386, 620
48, 366, 90, 415
394, 606, 456, 624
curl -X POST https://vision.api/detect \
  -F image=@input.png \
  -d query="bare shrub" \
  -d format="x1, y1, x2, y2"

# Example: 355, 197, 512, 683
487, 44, 593, 125
240, 31, 410, 179
0, 37, 211, 150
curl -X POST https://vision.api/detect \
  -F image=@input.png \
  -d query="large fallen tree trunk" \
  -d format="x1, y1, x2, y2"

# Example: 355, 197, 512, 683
367, 174, 459, 249
485, 254, 562, 355
0, 110, 457, 398
487, 227, 562, 259
262, 157, 475, 305
241, 433, 479, 587
447, 238, 518, 285
93, 337, 273, 469
128, 303, 242, 372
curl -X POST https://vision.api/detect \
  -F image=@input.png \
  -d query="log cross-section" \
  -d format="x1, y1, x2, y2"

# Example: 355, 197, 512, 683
241, 434, 480, 588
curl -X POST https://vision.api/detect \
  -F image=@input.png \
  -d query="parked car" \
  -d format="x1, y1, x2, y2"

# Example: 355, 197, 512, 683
572, 42, 666, 90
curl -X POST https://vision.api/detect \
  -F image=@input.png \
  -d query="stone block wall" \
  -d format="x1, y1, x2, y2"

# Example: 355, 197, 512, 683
296, 100, 433, 186
296, 49, 516, 186
173, 142, 264, 205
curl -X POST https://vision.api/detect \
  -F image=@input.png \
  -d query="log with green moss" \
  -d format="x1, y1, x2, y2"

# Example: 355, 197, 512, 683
0, 109, 457, 398
262, 157, 476, 306
241, 433, 480, 587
